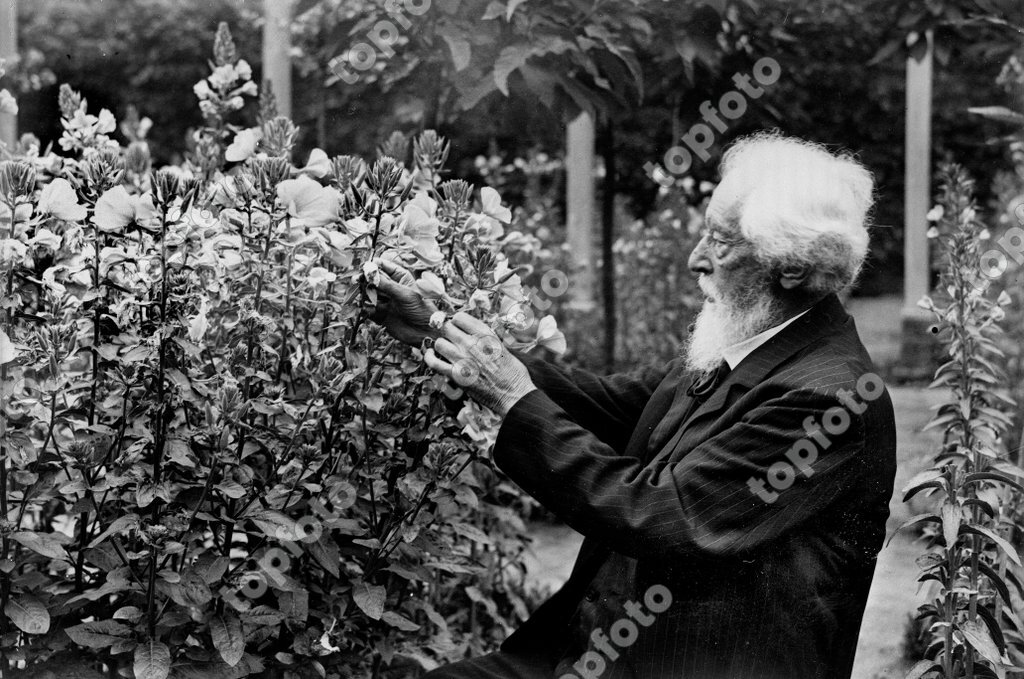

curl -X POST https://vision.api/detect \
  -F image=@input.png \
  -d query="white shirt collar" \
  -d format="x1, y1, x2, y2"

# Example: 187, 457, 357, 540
722, 308, 811, 370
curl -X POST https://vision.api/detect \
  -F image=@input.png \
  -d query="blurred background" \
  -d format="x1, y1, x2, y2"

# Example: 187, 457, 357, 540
4, 2, 1024, 677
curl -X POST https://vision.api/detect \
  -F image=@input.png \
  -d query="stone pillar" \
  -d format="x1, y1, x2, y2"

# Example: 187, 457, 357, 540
566, 112, 596, 310
262, 0, 294, 120
0, 0, 17, 150
898, 29, 936, 378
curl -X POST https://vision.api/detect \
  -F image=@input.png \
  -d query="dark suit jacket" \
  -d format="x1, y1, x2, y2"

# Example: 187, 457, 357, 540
494, 294, 897, 679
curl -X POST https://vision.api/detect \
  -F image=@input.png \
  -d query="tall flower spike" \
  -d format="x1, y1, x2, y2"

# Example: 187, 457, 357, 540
258, 82, 279, 126
414, 130, 450, 176
330, 155, 365, 192
213, 22, 238, 67
440, 179, 473, 210
82, 149, 126, 194
365, 157, 404, 199
377, 131, 409, 165
261, 116, 299, 159
0, 161, 35, 202
125, 141, 151, 175
58, 84, 83, 119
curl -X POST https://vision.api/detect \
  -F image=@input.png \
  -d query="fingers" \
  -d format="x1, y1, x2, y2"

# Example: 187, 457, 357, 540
434, 337, 462, 363
423, 348, 453, 378
451, 311, 492, 336
373, 273, 410, 299
378, 259, 413, 284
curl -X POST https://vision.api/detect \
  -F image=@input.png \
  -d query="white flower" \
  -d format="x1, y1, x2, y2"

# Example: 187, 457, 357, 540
307, 266, 337, 290
193, 80, 213, 100
926, 226, 940, 239
468, 289, 492, 312
227, 96, 244, 111
0, 238, 28, 266
96, 109, 116, 134
429, 311, 447, 329
209, 64, 238, 89
535, 315, 567, 355
237, 81, 258, 97
345, 217, 370, 238
236, 59, 253, 81
188, 299, 210, 342
276, 175, 340, 228
480, 186, 513, 223
93, 186, 136, 232
297, 148, 331, 178
362, 260, 380, 286
0, 89, 17, 115
28, 228, 62, 251
38, 178, 87, 221
0, 328, 18, 366
415, 271, 446, 299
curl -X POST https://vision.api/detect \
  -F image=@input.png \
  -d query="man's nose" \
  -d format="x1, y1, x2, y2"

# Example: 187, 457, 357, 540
688, 238, 712, 275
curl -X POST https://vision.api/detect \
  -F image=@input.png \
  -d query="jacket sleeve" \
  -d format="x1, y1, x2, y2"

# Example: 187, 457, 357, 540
493, 385, 866, 561
513, 351, 673, 453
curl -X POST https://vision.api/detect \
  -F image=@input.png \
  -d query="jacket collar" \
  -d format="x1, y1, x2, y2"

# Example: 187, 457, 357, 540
683, 293, 850, 425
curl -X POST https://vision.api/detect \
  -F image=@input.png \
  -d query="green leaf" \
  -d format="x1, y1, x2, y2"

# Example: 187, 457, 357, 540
248, 509, 298, 542
87, 513, 140, 549
352, 580, 386, 620
210, 611, 245, 666
381, 610, 420, 631
941, 502, 960, 551
904, 659, 941, 679
135, 639, 171, 679
505, 0, 528, 20
964, 471, 1024, 494
961, 525, 1022, 566
493, 44, 531, 96
959, 619, 1008, 668
441, 35, 471, 71
967, 106, 1024, 126
10, 531, 71, 562
5, 595, 50, 634
65, 620, 132, 648
887, 513, 940, 546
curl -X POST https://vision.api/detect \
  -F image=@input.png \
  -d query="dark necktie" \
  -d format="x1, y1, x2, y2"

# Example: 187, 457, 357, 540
685, 360, 731, 400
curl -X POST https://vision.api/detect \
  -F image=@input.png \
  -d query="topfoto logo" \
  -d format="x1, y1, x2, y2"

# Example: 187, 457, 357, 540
645, 57, 781, 186
328, 0, 431, 85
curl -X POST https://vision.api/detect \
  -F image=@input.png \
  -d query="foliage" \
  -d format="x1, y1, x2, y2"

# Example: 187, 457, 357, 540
0, 26, 561, 678
902, 164, 1023, 678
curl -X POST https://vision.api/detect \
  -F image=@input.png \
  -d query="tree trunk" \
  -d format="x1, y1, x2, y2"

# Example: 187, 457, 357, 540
600, 122, 617, 371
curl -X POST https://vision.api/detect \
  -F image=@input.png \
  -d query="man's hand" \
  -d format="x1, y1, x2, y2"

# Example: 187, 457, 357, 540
425, 312, 536, 416
367, 260, 440, 346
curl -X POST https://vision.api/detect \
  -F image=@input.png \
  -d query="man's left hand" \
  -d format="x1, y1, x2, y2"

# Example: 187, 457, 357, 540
425, 312, 536, 416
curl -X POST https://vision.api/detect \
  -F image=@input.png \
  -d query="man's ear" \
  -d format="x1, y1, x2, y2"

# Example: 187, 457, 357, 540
778, 265, 810, 290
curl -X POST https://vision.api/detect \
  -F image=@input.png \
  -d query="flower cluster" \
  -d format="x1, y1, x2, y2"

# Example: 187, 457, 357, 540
0, 23, 555, 678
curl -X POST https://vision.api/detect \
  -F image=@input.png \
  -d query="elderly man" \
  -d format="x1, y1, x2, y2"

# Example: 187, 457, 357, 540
370, 133, 897, 679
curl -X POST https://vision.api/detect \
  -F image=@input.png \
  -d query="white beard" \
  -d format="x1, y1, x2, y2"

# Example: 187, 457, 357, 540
684, 279, 779, 373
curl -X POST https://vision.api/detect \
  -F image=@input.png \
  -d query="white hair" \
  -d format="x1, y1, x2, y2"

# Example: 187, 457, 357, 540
706, 132, 875, 295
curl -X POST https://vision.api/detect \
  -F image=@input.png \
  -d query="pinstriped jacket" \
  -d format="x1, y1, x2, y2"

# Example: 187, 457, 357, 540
495, 293, 897, 679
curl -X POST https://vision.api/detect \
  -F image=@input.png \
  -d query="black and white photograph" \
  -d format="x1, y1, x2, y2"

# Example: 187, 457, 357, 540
0, 1, 1023, 677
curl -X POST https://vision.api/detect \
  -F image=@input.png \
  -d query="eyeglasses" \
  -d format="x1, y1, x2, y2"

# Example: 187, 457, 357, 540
697, 226, 746, 253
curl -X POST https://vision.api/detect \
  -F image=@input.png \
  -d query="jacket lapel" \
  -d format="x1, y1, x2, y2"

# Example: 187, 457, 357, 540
669, 294, 851, 442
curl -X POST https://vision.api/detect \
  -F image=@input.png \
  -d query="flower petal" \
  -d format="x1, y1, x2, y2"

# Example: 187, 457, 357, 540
94, 186, 136, 232
38, 178, 87, 222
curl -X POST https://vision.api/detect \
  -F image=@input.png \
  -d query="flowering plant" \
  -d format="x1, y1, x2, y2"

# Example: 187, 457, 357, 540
0, 24, 560, 679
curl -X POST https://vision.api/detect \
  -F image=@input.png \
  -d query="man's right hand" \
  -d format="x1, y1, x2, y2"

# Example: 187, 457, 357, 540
367, 260, 441, 346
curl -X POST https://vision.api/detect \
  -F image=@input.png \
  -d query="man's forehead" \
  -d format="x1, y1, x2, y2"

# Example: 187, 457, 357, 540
706, 181, 743, 232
